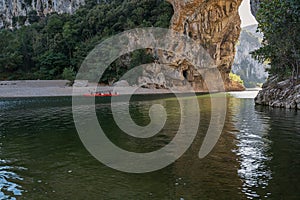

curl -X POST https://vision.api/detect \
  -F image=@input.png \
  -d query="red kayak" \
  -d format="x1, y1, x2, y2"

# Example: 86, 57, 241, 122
83, 93, 119, 97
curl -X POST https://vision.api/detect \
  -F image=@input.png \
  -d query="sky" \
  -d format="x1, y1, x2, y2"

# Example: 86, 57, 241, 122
239, 0, 258, 27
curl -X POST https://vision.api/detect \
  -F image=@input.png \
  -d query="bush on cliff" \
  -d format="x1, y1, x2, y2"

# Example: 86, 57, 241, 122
229, 72, 244, 86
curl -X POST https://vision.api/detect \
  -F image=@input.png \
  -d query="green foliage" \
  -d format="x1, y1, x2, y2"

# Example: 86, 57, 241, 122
24, 0, 32, 6
34, 50, 69, 79
229, 72, 244, 85
251, 0, 300, 80
28, 10, 39, 24
62, 67, 76, 81
0, 30, 23, 72
0, 0, 173, 81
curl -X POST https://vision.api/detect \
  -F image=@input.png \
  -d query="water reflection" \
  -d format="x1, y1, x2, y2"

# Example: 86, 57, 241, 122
170, 96, 243, 199
0, 96, 299, 199
230, 98, 272, 199
256, 107, 300, 199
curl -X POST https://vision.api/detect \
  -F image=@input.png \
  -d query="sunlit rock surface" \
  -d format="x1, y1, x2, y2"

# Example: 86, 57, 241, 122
164, 0, 244, 91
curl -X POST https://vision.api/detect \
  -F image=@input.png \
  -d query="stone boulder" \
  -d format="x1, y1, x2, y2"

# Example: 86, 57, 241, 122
73, 80, 89, 87
113, 80, 130, 87
255, 76, 300, 110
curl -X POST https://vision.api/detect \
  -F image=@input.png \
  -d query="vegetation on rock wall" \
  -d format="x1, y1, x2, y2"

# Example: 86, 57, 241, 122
229, 72, 244, 86
0, 0, 173, 83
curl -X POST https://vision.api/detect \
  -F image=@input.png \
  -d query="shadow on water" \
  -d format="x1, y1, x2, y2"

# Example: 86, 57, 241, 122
0, 94, 299, 199
254, 106, 300, 199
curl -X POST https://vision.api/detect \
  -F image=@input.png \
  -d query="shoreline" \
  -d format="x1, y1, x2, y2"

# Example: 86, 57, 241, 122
0, 80, 255, 98
255, 76, 300, 110
0, 80, 188, 98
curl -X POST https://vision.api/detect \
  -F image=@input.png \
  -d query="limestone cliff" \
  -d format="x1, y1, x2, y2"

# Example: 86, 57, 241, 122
164, 0, 244, 91
250, 0, 261, 17
232, 24, 268, 88
2, 0, 245, 91
0, 0, 85, 28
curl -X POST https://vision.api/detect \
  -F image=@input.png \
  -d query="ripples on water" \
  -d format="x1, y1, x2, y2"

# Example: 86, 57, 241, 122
0, 95, 299, 199
230, 98, 273, 199
0, 159, 25, 199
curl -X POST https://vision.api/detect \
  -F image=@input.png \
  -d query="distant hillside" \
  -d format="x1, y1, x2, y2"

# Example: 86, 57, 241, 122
232, 24, 268, 88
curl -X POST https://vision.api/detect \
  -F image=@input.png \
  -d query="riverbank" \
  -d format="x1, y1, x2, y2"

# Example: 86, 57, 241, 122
0, 80, 73, 97
0, 80, 180, 98
255, 76, 300, 110
0, 80, 257, 98
228, 88, 261, 99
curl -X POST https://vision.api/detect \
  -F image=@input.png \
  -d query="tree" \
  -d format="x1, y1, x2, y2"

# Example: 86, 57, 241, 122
28, 10, 39, 24
62, 67, 76, 82
35, 50, 69, 79
0, 30, 23, 72
252, 0, 300, 80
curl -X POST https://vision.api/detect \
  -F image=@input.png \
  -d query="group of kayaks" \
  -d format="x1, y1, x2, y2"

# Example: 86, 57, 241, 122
83, 91, 119, 97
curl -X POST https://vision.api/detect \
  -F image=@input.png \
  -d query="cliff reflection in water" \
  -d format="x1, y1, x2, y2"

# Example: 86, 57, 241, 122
173, 96, 243, 199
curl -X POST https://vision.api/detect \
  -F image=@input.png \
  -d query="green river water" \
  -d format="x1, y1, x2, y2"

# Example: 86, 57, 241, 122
0, 93, 299, 199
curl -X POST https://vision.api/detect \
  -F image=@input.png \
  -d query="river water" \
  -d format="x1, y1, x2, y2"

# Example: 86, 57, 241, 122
0, 93, 299, 199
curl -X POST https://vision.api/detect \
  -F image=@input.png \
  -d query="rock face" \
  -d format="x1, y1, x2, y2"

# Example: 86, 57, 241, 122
0, 0, 85, 29
2, 0, 245, 91
232, 24, 268, 88
255, 76, 300, 110
162, 0, 244, 91
250, 0, 261, 17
